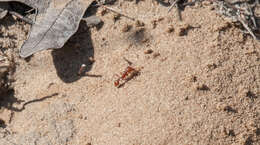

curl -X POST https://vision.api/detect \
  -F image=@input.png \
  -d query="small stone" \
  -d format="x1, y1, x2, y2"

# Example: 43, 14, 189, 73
151, 20, 157, 29
166, 25, 174, 33
153, 52, 160, 58
223, 105, 237, 113
89, 57, 95, 63
190, 76, 197, 82
245, 90, 257, 99
78, 114, 83, 119
113, 14, 120, 22
177, 27, 187, 36
145, 55, 151, 59
209, 5, 215, 10
227, 130, 235, 136
184, 96, 189, 100
135, 20, 145, 27
122, 24, 132, 32
177, 24, 193, 36
196, 84, 210, 91
160, 57, 167, 62
100, 9, 107, 16
144, 49, 153, 54
82, 16, 102, 27
207, 63, 217, 70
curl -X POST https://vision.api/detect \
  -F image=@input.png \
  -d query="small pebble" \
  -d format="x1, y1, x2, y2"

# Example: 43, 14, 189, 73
196, 84, 210, 91
89, 57, 95, 63
78, 64, 86, 76
122, 24, 132, 32
144, 49, 153, 54
135, 20, 145, 27
153, 52, 160, 58
113, 14, 120, 22
82, 16, 102, 27
151, 20, 157, 29
166, 25, 174, 33
100, 9, 107, 16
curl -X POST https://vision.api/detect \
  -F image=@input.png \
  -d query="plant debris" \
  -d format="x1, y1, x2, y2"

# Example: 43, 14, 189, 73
166, 0, 260, 40
213, 0, 260, 40
0, 0, 95, 58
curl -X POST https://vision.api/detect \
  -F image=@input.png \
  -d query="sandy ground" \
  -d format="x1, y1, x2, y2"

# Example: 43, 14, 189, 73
0, 1, 260, 145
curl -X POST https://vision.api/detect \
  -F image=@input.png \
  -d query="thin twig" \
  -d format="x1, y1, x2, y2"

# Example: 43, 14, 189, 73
182, 1, 196, 7
102, 5, 135, 21
215, 0, 259, 41
238, 17, 257, 40
33, 8, 38, 23
168, 0, 180, 13
9, 11, 34, 24
25, 8, 35, 14
247, 4, 257, 29
0, 10, 8, 19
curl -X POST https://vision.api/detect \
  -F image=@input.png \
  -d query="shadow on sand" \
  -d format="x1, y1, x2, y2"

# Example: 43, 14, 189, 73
51, 22, 95, 83
51, 5, 102, 83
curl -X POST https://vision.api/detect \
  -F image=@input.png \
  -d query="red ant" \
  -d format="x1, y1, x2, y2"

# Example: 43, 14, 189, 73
114, 58, 141, 88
